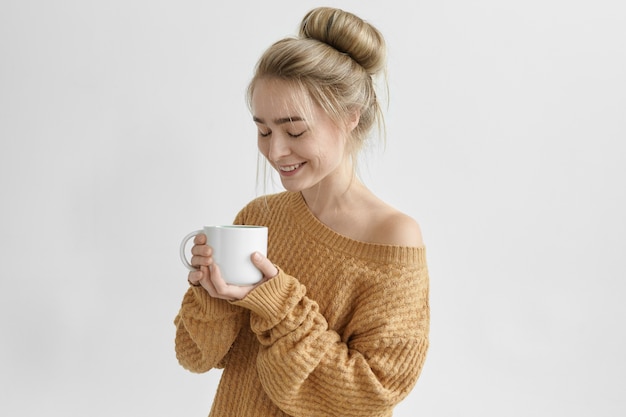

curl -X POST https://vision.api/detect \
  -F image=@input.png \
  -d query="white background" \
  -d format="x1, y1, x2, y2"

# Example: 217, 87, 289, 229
1, 0, 625, 416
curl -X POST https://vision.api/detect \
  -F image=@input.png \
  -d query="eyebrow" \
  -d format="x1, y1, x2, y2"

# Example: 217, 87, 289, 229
253, 116, 306, 125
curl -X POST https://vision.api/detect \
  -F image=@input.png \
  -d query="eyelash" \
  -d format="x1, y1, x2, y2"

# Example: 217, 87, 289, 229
258, 130, 305, 138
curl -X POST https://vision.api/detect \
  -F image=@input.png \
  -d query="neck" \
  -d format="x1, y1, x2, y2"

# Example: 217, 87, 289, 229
300, 161, 365, 219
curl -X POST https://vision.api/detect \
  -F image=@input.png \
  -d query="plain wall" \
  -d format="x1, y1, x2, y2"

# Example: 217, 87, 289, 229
1, 0, 625, 415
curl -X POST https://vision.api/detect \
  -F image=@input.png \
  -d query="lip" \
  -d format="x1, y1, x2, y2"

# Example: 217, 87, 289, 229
277, 162, 306, 177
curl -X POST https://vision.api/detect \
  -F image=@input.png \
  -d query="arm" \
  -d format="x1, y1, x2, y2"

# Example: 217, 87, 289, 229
232, 265, 430, 417
174, 285, 247, 373
174, 208, 255, 372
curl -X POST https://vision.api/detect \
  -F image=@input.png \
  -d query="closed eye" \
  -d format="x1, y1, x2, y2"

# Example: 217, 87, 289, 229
258, 130, 271, 138
288, 131, 306, 138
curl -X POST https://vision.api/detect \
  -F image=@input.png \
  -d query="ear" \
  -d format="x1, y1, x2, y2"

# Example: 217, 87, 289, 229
346, 108, 361, 132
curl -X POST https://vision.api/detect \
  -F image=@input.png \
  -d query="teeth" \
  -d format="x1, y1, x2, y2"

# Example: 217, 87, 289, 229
280, 163, 301, 172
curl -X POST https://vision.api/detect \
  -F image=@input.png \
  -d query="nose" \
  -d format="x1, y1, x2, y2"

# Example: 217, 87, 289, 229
267, 134, 291, 162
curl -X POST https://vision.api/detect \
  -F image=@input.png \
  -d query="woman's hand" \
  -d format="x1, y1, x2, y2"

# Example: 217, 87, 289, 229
187, 233, 213, 285
187, 233, 278, 301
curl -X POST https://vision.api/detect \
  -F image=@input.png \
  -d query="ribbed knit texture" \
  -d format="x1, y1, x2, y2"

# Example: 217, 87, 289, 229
174, 192, 429, 417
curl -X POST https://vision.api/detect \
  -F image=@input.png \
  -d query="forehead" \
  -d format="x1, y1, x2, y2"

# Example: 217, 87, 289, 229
251, 78, 313, 119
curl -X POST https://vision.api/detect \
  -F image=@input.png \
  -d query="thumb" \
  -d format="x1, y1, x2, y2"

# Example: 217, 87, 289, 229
251, 252, 278, 278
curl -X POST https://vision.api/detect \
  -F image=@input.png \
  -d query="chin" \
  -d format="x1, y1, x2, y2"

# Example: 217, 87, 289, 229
280, 182, 305, 193
279, 177, 316, 193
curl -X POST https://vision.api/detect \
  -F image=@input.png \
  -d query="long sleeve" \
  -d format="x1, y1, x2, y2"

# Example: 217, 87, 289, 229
174, 286, 247, 373
232, 262, 429, 417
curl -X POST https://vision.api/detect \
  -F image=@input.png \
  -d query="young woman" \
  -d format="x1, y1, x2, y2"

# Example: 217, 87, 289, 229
174, 7, 429, 417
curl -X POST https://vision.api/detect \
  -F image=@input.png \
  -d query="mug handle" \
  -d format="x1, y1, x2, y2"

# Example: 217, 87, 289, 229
179, 229, 203, 271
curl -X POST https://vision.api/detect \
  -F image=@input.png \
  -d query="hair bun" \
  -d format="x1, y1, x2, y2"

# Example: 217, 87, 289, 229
299, 7, 386, 75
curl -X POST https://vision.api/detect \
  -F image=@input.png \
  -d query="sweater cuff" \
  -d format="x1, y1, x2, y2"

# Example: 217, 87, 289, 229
188, 286, 242, 319
231, 269, 305, 327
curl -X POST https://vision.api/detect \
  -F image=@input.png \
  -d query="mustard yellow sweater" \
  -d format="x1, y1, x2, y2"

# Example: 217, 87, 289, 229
174, 192, 429, 417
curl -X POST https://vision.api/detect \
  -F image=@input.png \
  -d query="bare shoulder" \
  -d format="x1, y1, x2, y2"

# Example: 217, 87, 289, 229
369, 208, 424, 247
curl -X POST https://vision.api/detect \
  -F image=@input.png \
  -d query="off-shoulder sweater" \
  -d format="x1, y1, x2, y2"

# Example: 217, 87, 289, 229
174, 191, 429, 417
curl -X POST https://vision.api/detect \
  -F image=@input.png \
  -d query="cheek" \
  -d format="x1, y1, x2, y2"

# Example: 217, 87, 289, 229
257, 138, 269, 158
321, 136, 347, 165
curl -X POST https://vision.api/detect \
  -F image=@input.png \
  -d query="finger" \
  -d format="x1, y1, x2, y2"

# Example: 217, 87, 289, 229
251, 252, 278, 278
193, 233, 207, 245
187, 269, 204, 286
191, 244, 212, 257
190, 254, 213, 267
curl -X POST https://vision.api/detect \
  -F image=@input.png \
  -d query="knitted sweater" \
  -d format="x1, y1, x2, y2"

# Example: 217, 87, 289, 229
174, 191, 429, 417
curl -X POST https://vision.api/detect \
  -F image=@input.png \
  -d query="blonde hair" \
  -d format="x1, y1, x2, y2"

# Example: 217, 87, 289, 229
247, 7, 387, 160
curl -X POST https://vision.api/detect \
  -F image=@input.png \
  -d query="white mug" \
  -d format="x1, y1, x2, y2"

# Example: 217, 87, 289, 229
180, 225, 268, 286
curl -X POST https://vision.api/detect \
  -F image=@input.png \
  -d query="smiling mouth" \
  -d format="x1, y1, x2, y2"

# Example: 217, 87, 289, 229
278, 162, 306, 174
279, 163, 304, 172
